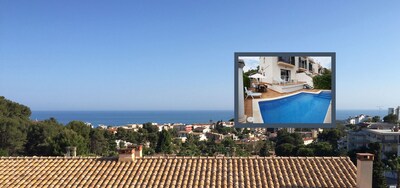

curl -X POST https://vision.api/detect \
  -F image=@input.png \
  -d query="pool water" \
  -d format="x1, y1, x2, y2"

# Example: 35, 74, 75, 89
259, 91, 332, 123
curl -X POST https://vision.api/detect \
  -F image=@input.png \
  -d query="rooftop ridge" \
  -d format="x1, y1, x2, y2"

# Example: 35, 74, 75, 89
0, 156, 352, 160
0, 156, 117, 160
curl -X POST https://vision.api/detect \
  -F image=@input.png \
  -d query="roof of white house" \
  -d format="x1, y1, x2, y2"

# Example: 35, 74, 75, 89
364, 128, 400, 135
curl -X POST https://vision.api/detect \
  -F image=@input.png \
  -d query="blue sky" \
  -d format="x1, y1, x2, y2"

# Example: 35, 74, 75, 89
1, 1, 399, 111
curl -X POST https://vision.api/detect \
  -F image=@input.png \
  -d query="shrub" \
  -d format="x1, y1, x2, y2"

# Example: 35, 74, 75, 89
313, 72, 331, 89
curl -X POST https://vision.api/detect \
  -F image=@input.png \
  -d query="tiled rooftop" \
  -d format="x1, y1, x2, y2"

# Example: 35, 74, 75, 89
0, 156, 357, 188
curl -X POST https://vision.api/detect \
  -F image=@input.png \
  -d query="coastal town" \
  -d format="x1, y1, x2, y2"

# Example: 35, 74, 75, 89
2, 95, 400, 187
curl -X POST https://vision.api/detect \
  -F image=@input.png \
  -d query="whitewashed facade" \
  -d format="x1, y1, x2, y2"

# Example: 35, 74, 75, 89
258, 56, 324, 87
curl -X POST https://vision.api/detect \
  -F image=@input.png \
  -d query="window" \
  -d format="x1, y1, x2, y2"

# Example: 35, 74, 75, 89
280, 69, 291, 81
278, 56, 295, 65
299, 57, 307, 69
309, 63, 313, 72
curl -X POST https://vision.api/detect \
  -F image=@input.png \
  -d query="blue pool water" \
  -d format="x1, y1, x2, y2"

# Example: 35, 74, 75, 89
259, 91, 332, 123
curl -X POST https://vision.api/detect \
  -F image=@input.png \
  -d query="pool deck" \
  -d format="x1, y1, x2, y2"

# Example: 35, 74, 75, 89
244, 88, 330, 123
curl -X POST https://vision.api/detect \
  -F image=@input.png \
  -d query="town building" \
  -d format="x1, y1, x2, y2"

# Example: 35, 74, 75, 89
173, 124, 193, 132
190, 132, 208, 141
388, 108, 395, 115
347, 127, 400, 158
347, 114, 369, 125
387, 106, 400, 121
303, 137, 314, 145
206, 132, 224, 141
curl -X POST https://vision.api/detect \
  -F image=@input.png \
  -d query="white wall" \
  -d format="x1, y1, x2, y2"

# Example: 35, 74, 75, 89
295, 72, 313, 87
259, 56, 297, 84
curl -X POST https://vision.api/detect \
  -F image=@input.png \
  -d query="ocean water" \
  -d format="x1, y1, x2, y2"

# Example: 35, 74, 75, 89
336, 109, 387, 120
30, 111, 234, 126
30, 109, 388, 127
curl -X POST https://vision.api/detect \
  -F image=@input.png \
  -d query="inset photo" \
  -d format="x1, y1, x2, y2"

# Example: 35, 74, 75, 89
235, 53, 335, 128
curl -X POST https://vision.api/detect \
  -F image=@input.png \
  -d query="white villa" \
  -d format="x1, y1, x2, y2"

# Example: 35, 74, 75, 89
258, 56, 325, 93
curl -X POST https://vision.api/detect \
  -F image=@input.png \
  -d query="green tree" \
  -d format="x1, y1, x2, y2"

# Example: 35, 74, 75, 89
275, 143, 295, 156
179, 134, 201, 156
309, 142, 333, 156
259, 141, 270, 157
0, 96, 31, 156
103, 130, 117, 156
297, 147, 314, 156
313, 70, 331, 89
276, 130, 303, 147
386, 156, 400, 188
318, 129, 343, 149
25, 119, 63, 156
89, 129, 109, 156
214, 121, 236, 135
372, 116, 381, 122
51, 129, 88, 156
367, 143, 387, 188
0, 118, 27, 155
383, 114, 398, 123
66, 121, 91, 140
156, 129, 172, 154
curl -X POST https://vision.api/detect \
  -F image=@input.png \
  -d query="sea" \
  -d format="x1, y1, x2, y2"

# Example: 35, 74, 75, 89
336, 109, 387, 120
30, 111, 234, 127
30, 109, 388, 127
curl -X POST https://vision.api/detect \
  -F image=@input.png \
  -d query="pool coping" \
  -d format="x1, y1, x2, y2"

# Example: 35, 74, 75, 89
252, 90, 332, 124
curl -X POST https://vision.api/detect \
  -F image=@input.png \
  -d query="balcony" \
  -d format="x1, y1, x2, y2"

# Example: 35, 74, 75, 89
277, 57, 295, 68
298, 67, 307, 72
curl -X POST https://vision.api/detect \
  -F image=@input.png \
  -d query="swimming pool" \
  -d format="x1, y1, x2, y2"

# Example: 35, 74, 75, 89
258, 91, 331, 123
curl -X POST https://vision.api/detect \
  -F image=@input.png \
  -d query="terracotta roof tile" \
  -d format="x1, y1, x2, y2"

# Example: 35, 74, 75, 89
0, 156, 357, 187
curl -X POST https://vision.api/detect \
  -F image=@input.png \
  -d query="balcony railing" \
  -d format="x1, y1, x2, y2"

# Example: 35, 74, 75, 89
277, 56, 295, 67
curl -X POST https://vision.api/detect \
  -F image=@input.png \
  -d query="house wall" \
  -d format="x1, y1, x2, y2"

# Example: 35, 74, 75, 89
259, 56, 276, 83
295, 72, 313, 87
259, 56, 298, 84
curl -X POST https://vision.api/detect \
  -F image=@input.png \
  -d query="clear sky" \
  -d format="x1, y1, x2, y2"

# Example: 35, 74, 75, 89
1, 1, 399, 111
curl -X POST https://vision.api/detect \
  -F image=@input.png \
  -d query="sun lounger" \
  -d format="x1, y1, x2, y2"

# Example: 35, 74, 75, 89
244, 87, 262, 99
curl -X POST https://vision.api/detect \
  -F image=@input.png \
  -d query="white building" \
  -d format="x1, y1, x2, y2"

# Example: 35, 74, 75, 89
177, 131, 189, 142
347, 127, 400, 159
258, 56, 325, 93
303, 138, 314, 145
388, 108, 395, 115
349, 118, 356, 125
191, 132, 208, 141
115, 140, 133, 149
348, 114, 368, 124
387, 106, 400, 121
355, 114, 367, 124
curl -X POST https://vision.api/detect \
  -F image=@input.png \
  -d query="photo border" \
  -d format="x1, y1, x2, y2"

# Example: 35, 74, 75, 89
234, 52, 336, 128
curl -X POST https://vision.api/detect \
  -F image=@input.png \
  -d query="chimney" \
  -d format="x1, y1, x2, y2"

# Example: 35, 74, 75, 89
134, 145, 143, 158
65, 146, 77, 157
118, 146, 135, 162
356, 153, 374, 188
